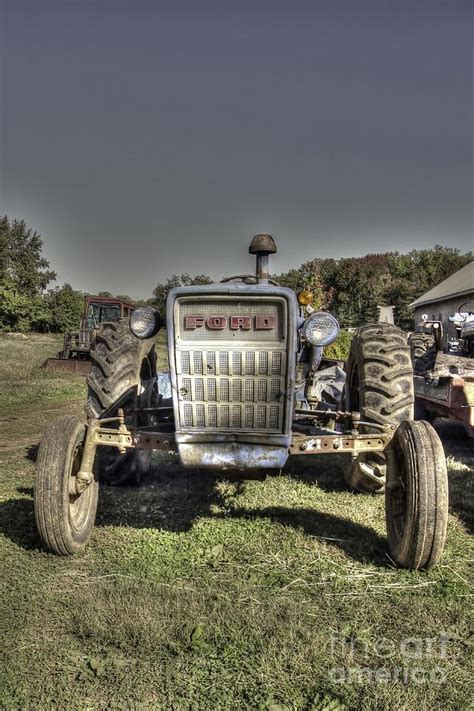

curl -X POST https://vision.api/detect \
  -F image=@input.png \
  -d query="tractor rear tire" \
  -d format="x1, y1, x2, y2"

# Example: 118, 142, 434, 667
409, 333, 436, 374
385, 420, 448, 570
34, 415, 98, 555
344, 323, 414, 494
85, 319, 157, 485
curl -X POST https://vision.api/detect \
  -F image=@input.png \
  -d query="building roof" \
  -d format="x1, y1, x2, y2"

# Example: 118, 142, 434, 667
410, 261, 474, 308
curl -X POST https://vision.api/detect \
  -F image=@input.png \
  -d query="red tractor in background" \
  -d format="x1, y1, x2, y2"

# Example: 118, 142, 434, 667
42, 295, 135, 375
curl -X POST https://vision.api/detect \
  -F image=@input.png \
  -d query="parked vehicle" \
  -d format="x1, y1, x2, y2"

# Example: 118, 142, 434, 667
41, 296, 135, 375
409, 302, 474, 436
34, 235, 448, 570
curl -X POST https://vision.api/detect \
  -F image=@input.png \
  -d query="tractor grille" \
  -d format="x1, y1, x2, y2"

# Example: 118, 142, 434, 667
173, 296, 290, 433
176, 348, 287, 431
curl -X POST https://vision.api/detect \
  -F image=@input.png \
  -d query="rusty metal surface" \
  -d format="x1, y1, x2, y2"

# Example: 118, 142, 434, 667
77, 409, 394, 482
93, 428, 176, 452
414, 376, 452, 404
41, 295, 137, 374
464, 379, 474, 407
414, 373, 474, 436
175, 432, 289, 446
178, 442, 287, 469
82, 294, 135, 312
248, 234, 277, 255
248, 235, 277, 283
432, 352, 474, 377
41, 358, 91, 375
76, 414, 177, 484
290, 431, 392, 455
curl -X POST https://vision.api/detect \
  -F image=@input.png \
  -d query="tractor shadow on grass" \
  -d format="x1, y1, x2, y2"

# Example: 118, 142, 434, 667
26, 443, 39, 463
447, 470, 474, 534
283, 454, 349, 494
6, 421, 472, 558
434, 420, 474, 534
0, 497, 39, 551
214, 506, 387, 566
1, 456, 386, 565
94, 457, 387, 567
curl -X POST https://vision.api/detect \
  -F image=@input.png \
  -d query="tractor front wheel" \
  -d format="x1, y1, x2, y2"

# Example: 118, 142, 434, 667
385, 420, 448, 570
34, 415, 98, 555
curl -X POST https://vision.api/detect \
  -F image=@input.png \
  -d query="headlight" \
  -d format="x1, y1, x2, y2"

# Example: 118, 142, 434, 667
130, 306, 162, 339
302, 311, 339, 347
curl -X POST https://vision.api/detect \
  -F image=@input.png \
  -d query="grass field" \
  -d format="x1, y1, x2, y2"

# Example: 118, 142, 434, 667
0, 332, 472, 710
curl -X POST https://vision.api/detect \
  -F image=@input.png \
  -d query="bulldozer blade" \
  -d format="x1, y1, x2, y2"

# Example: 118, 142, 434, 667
41, 358, 91, 376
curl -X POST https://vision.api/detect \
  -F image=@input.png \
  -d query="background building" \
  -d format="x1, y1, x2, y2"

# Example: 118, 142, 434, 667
377, 305, 395, 324
410, 261, 474, 341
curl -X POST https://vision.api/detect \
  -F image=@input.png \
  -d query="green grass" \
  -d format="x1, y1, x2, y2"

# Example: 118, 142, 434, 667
0, 333, 86, 408
0, 334, 473, 709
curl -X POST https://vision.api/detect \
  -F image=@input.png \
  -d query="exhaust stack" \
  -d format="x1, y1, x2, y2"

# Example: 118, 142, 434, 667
249, 234, 277, 284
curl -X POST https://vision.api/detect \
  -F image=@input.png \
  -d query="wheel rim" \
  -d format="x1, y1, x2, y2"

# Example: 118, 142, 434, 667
68, 442, 94, 531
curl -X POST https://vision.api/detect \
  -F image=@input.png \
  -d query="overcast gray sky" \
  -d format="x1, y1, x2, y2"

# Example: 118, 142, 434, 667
1, 0, 472, 298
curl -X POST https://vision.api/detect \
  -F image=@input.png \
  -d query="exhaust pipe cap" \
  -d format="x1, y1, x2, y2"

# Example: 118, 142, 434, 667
249, 234, 277, 255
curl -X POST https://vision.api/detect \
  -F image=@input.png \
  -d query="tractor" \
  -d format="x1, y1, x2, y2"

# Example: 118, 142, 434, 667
41, 295, 135, 375
34, 235, 449, 570
409, 302, 474, 436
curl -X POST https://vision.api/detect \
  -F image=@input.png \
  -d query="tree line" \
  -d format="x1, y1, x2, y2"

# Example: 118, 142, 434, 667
1, 215, 472, 333
0, 216, 135, 333
149, 246, 473, 331
274, 247, 473, 329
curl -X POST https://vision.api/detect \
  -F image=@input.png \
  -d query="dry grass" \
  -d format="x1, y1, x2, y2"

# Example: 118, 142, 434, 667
0, 335, 472, 710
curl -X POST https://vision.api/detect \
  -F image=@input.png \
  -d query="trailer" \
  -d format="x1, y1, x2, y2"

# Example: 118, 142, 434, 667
413, 352, 474, 437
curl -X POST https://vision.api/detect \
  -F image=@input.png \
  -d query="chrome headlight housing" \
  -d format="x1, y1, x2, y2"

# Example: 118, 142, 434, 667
130, 306, 162, 339
302, 311, 340, 347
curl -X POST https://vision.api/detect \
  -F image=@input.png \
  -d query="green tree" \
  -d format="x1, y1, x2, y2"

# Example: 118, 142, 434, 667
0, 216, 56, 331
275, 246, 472, 331
324, 329, 353, 360
0, 216, 56, 296
151, 273, 213, 315
275, 261, 334, 311
275, 267, 305, 293
0, 285, 49, 332
46, 284, 85, 333
327, 253, 392, 327
115, 294, 134, 303
387, 246, 473, 329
